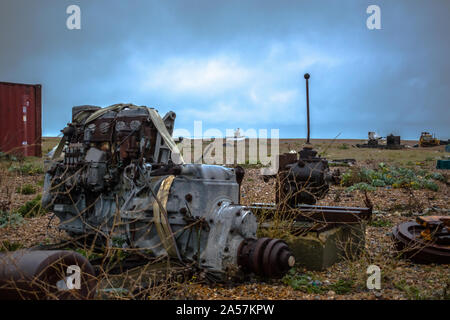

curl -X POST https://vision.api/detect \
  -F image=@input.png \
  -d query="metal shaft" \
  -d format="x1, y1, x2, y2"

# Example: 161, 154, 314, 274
304, 73, 310, 144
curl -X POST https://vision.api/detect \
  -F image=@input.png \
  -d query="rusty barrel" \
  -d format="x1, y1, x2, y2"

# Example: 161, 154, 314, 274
0, 250, 97, 299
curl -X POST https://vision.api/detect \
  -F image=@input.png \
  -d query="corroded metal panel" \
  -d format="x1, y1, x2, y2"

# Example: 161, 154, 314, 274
0, 81, 42, 157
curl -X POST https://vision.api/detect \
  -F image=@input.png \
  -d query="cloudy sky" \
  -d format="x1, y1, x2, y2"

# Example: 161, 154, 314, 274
1, 0, 449, 139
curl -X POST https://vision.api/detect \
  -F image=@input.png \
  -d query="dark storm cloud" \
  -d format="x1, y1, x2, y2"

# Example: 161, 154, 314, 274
0, 0, 449, 139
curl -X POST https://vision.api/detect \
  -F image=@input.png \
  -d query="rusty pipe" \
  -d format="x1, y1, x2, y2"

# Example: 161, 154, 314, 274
0, 250, 97, 300
304, 73, 311, 144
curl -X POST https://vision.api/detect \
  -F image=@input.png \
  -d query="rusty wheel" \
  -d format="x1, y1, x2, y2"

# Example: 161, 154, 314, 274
238, 237, 295, 278
392, 221, 450, 264
250, 237, 271, 275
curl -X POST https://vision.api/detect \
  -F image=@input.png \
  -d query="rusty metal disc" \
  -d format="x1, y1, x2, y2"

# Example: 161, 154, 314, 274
267, 240, 290, 277
236, 238, 255, 273
392, 221, 450, 264
250, 237, 271, 275
273, 242, 292, 276
262, 239, 280, 276
237, 237, 294, 278
268, 243, 286, 276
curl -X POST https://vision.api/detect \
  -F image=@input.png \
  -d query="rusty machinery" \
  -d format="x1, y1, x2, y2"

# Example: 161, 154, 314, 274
419, 132, 440, 147
258, 73, 372, 233
47, 104, 296, 278
0, 104, 297, 299
265, 73, 339, 206
392, 216, 449, 264
356, 133, 404, 149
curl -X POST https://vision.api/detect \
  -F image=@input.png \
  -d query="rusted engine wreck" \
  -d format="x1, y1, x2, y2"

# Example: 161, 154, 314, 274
0, 104, 295, 299
45, 104, 296, 276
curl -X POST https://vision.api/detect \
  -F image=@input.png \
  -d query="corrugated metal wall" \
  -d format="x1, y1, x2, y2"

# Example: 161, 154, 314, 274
0, 82, 42, 157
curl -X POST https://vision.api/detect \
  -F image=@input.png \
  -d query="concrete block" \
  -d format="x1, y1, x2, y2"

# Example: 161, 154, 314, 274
285, 224, 366, 271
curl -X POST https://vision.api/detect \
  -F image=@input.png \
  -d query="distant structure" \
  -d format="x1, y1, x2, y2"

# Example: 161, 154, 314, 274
226, 128, 246, 141
356, 132, 404, 149
367, 131, 382, 146
386, 134, 402, 149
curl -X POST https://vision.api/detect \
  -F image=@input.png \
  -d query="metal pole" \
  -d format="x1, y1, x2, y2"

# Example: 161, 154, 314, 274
304, 73, 310, 144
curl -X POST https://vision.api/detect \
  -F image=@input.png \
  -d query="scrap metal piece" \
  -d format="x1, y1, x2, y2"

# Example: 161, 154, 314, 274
328, 158, 356, 166
356, 132, 382, 148
41, 104, 294, 282
247, 203, 372, 224
237, 238, 295, 278
415, 216, 450, 245
276, 147, 336, 205
0, 250, 97, 300
265, 73, 339, 205
392, 220, 450, 264
356, 133, 404, 149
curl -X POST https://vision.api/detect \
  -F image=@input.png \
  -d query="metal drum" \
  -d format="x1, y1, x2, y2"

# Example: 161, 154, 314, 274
0, 250, 97, 299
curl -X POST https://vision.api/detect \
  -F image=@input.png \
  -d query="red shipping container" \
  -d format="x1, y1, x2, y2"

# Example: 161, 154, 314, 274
0, 82, 42, 157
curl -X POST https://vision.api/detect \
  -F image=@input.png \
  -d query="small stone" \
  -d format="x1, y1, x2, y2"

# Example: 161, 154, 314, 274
327, 290, 335, 296
373, 290, 383, 298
